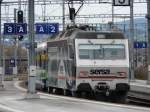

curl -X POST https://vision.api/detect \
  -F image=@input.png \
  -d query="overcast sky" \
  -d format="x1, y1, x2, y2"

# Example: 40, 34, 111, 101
1, 0, 147, 24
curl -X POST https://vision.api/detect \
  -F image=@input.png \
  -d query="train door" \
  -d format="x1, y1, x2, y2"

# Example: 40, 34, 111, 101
57, 45, 75, 90
57, 47, 67, 89
48, 47, 60, 87
66, 45, 76, 90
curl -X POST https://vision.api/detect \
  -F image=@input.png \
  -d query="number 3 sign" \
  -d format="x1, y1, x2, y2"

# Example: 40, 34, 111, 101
113, 0, 130, 6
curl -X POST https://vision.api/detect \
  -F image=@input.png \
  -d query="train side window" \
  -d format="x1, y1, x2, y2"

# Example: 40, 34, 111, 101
79, 49, 90, 59
94, 49, 103, 59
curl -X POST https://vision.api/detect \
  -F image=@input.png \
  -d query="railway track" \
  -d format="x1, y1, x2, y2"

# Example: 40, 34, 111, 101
127, 91, 150, 107
43, 88, 150, 107
21, 81, 150, 107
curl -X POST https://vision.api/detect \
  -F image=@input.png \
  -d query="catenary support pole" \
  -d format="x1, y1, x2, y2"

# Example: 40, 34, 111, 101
130, 0, 135, 81
19, 0, 21, 10
147, 0, 150, 84
13, 8, 18, 78
62, 0, 65, 31
112, 0, 114, 27
25, 0, 39, 98
0, 0, 4, 89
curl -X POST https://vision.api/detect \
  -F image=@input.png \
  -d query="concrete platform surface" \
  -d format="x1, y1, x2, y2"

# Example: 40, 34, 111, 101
130, 80, 150, 94
0, 81, 150, 112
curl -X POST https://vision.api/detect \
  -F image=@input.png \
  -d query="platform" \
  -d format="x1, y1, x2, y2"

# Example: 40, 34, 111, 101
130, 80, 150, 94
0, 81, 149, 112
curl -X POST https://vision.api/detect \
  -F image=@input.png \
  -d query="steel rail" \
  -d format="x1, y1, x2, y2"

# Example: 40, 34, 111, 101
127, 91, 150, 106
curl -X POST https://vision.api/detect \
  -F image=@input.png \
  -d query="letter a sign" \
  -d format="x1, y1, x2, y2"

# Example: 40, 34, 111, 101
16, 23, 27, 35
35, 23, 47, 34
113, 0, 130, 6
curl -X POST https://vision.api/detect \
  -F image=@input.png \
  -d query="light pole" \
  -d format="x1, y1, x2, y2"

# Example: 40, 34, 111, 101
0, 0, 4, 89
25, 0, 39, 98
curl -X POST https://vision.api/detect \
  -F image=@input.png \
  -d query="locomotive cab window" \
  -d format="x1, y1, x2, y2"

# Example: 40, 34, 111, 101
79, 44, 103, 59
78, 44, 125, 60
103, 45, 125, 59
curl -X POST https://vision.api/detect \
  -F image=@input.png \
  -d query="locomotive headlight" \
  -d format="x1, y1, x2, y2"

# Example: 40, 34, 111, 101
117, 72, 127, 77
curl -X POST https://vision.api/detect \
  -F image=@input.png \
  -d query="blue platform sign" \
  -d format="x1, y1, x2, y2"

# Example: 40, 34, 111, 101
4, 23, 15, 35
4, 23, 27, 35
35, 23, 59, 34
47, 23, 59, 34
10, 59, 15, 67
35, 23, 47, 34
134, 42, 147, 48
16, 23, 27, 35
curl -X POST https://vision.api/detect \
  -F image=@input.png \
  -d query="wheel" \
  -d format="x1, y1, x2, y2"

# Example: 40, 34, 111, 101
48, 87, 53, 94
43, 86, 48, 92
76, 91, 94, 99
115, 91, 127, 103
64, 89, 72, 96
71, 91, 77, 97
55, 88, 63, 95
75, 91, 81, 98
95, 93, 107, 101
